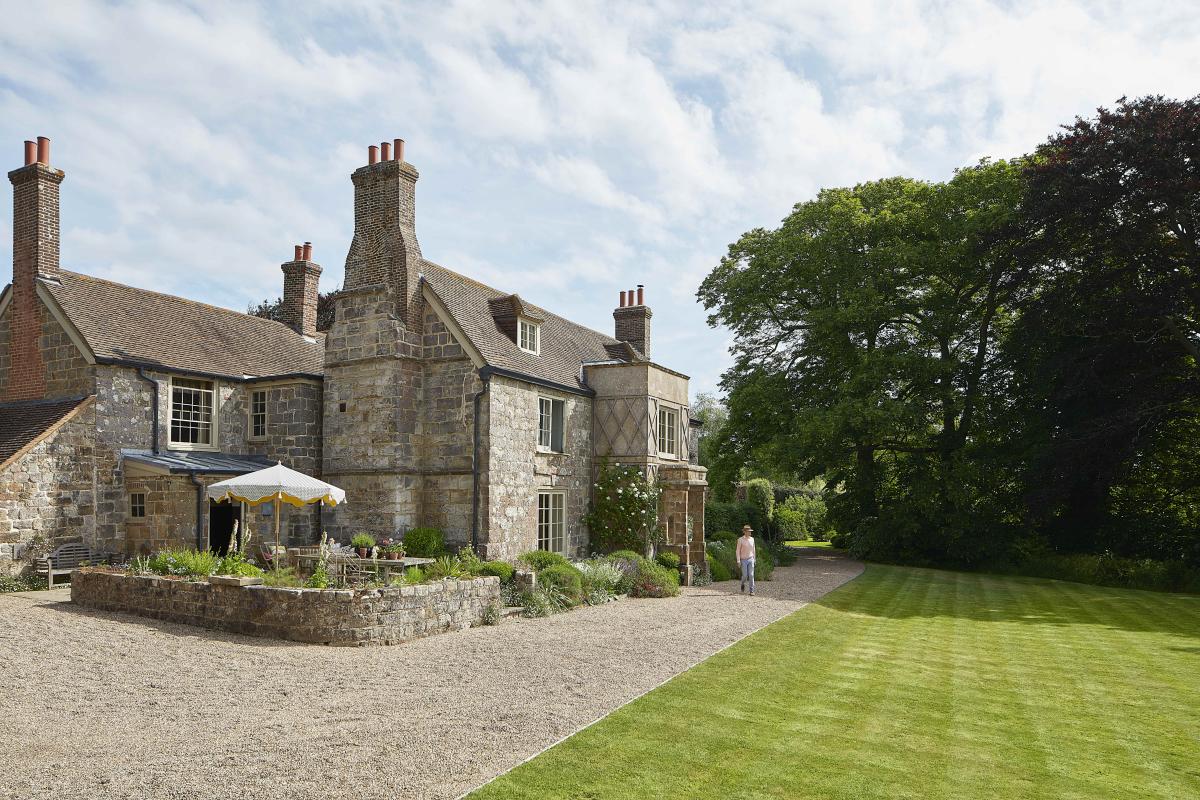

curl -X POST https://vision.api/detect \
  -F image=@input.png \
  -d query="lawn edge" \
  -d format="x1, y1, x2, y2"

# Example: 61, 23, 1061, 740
456, 558, 867, 799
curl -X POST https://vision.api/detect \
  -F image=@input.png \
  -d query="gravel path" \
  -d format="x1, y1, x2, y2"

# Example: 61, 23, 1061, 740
0, 550, 862, 800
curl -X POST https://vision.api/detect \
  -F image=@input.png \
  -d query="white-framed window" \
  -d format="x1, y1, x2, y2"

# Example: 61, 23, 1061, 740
170, 377, 217, 449
518, 318, 540, 354
537, 491, 565, 552
658, 406, 678, 458
249, 389, 268, 440
129, 492, 146, 519
538, 396, 565, 453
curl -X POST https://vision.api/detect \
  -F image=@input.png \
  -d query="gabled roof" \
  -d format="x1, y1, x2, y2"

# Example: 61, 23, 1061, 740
39, 271, 324, 380
0, 396, 92, 470
421, 261, 628, 392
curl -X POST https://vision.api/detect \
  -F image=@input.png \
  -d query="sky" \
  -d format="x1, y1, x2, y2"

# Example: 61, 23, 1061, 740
1, 0, 1197, 396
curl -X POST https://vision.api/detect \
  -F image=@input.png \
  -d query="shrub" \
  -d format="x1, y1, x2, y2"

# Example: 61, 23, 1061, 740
538, 563, 584, 604
480, 601, 501, 626
478, 560, 514, 583
402, 566, 425, 584
263, 567, 305, 587
214, 552, 264, 578
521, 584, 572, 617
402, 527, 446, 558
148, 548, 221, 578
629, 560, 680, 598
708, 529, 737, 544
829, 531, 850, 549
655, 551, 681, 571
517, 550, 570, 572
0, 574, 47, 593
607, 549, 646, 563
775, 507, 808, 541
305, 560, 329, 589
583, 460, 663, 553
605, 550, 649, 594
425, 555, 472, 580
706, 553, 732, 582
457, 546, 484, 574
350, 533, 376, 550
705, 502, 770, 540
745, 478, 775, 524
577, 559, 624, 603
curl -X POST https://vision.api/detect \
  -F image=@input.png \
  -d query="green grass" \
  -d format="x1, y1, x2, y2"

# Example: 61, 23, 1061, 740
784, 539, 835, 549
470, 564, 1200, 799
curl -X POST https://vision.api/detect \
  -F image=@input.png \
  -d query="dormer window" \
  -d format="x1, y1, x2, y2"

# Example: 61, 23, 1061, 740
518, 318, 540, 354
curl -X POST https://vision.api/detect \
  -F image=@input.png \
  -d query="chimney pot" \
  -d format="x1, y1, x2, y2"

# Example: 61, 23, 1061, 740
368, 145, 378, 165
395, 138, 405, 162
294, 244, 303, 261
302, 241, 312, 261
36, 136, 49, 165
23, 140, 35, 166
637, 285, 644, 305
381, 141, 392, 161
619, 290, 627, 307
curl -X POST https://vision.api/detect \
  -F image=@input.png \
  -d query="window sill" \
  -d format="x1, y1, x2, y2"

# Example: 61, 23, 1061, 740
168, 444, 220, 453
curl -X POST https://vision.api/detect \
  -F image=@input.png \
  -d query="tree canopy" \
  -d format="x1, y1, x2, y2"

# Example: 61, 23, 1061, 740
700, 95, 1200, 569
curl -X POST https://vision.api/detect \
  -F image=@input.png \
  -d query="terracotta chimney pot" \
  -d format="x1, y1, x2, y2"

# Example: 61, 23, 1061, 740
36, 136, 49, 165
619, 290, 627, 307
23, 140, 35, 166
637, 285, 644, 306
293, 244, 303, 261
368, 145, 378, 165
302, 241, 312, 261
395, 138, 405, 162
381, 141, 392, 161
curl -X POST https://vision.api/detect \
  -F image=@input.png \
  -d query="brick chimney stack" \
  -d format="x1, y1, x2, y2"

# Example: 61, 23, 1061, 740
5, 136, 64, 400
281, 241, 322, 337
613, 283, 652, 358
343, 137, 422, 330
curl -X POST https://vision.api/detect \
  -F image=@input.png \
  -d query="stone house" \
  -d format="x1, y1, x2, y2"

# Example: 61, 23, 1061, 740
0, 136, 706, 575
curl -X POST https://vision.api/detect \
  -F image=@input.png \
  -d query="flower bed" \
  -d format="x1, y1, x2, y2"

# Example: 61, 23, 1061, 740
70, 569, 501, 646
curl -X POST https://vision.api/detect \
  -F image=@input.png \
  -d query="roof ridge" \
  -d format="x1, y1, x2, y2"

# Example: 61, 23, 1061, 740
421, 260, 621, 345
56, 270, 300, 336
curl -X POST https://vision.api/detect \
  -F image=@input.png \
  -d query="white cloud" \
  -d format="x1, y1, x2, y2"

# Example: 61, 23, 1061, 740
0, 0, 1196, 394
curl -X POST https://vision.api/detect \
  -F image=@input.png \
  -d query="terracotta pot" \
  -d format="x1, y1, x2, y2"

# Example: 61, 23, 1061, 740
387, 551, 400, 561
356, 547, 369, 558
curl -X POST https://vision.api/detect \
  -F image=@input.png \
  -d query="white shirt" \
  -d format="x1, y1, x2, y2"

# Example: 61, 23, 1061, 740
736, 535, 756, 561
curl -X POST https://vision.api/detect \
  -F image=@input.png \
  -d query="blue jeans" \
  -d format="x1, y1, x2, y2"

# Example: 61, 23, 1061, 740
740, 558, 755, 592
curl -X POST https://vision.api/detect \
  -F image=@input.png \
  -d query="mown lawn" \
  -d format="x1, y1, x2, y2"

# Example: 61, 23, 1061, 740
471, 564, 1200, 799
785, 540, 835, 549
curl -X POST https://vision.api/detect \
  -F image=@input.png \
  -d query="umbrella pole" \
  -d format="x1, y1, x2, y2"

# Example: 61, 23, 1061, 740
274, 494, 282, 569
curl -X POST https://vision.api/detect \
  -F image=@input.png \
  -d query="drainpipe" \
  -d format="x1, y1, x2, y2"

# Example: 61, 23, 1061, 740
190, 473, 205, 551
135, 368, 160, 454
470, 372, 492, 555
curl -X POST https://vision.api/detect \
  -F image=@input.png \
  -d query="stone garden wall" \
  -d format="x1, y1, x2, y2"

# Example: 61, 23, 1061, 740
71, 570, 501, 646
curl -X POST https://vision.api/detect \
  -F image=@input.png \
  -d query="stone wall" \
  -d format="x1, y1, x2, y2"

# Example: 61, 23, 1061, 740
0, 399, 96, 573
482, 376, 593, 560
0, 294, 94, 402
71, 570, 501, 646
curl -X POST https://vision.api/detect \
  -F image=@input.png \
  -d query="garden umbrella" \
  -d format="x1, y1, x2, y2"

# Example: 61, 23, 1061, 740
206, 462, 346, 555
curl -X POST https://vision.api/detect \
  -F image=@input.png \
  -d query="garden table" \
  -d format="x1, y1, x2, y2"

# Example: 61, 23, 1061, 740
287, 549, 435, 584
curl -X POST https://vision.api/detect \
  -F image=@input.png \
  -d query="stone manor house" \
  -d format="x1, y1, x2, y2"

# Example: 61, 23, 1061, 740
0, 136, 707, 572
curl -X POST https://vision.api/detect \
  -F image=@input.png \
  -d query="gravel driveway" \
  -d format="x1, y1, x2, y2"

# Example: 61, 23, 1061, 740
0, 549, 862, 800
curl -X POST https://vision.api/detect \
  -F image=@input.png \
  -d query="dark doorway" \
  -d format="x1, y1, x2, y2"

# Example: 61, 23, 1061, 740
209, 500, 239, 555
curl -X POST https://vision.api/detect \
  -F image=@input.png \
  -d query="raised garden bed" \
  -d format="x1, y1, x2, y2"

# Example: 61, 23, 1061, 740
70, 569, 501, 646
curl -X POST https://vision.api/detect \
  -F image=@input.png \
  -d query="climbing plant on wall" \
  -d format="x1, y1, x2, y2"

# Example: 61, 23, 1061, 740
583, 461, 663, 555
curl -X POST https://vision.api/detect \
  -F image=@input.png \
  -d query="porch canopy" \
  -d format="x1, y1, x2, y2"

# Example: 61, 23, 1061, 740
206, 462, 346, 553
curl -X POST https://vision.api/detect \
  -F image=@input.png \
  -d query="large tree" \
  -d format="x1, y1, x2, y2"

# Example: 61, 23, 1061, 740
699, 162, 1025, 561
1005, 95, 1200, 554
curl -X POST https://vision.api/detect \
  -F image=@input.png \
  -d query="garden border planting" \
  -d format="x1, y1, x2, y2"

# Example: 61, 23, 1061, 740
70, 569, 500, 646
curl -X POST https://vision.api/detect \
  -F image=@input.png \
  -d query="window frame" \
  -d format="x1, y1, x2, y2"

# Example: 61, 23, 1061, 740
537, 396, 565, 453
248, 389, 268, 441
537, 490, 566, 553
518, 317, 540, 355
168, 376, 219, 451
129, 492, 146, 519
658, 405, 679, 459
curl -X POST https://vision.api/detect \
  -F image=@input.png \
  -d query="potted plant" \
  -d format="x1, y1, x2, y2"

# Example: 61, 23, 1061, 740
350, 533, 375, 559
385, 541, 406, 561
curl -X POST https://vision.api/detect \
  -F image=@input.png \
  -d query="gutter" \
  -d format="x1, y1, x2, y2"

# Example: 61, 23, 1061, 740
96, 356, 322, 385
470, 373, 491, 555
134, 369, 160, 454
477, 365, 594, 398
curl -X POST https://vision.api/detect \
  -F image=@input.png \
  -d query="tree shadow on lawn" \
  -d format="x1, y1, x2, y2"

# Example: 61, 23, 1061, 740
46, 601, 314, 650
816, 561, 1200, 641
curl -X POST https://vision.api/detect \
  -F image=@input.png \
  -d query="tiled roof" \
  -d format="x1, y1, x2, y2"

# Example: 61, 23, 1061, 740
422, 261, 628, 391
42, 271, 324, 380
0, 396, 91, 469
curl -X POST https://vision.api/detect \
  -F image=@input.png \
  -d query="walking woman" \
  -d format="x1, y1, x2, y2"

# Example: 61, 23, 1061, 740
737, 525, 756, 595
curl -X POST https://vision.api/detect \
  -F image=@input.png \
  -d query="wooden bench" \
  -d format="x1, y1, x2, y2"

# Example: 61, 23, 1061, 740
37, 543, 103, 588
